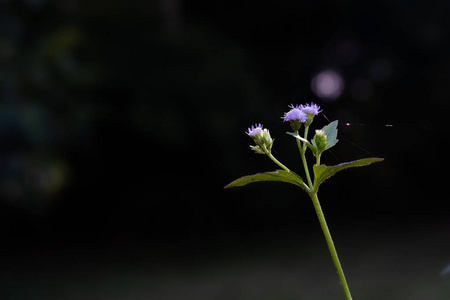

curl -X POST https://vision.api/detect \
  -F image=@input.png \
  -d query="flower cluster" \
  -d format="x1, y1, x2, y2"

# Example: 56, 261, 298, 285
283, 102, 321, 130
246, 102, 321, 154
246, 123, 273, 154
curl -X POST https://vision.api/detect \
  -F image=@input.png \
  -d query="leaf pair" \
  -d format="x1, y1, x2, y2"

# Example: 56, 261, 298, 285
225, 157, 383, 193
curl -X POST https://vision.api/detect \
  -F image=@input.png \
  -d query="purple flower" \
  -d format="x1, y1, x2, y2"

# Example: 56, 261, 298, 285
301, 102, 322, 115
283, 105, 308, 123
246, 123, 263, 137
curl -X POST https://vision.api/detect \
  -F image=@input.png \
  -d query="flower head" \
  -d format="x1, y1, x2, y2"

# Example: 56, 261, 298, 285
246, 123, 264, 137
283, 105, 308, 123
301, 102, 322, 116
299, 102, 322, 126
246, 124, 273, 154
283, 105, 307, 131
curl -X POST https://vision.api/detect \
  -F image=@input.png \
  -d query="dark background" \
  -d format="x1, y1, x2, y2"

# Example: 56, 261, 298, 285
1, 0, 450, 299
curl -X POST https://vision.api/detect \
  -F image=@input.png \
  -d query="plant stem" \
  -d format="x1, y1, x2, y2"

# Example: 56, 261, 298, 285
300, 147, 313, 187
267, 153, 290, 173
309, 192, 353, 300
302, 125, 310, 153
295, 127, 313, 188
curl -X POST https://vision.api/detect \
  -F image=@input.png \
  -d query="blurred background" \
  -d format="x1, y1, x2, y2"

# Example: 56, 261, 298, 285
1, 0, 450, 299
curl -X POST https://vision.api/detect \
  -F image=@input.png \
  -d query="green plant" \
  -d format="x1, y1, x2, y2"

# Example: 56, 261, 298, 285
225, 103, 383, 300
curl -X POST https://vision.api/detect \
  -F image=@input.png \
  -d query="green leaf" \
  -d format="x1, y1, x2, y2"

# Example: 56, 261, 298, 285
225, 170, 307, 190
321, 120, 339, 150
313, 157, 384, 189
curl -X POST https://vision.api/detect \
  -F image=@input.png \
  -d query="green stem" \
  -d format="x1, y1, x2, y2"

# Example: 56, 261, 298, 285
302, 125, 310, 153
295, 127, 313, 188
267, 152, 290, 173
310, 192, 353, 300
300, 148, 313, 187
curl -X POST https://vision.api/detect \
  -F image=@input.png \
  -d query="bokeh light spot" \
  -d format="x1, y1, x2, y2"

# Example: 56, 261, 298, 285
311, 70, 344, 101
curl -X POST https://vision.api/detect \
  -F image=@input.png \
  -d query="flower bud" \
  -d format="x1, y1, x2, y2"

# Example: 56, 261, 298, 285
261, 128, 273, 152
313, 129, 327, 154
246, 124, 274, 154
